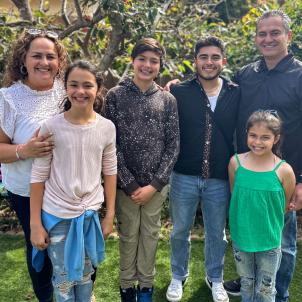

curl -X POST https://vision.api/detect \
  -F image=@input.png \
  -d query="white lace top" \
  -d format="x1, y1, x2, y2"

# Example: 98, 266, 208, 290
0, 79, 65, 196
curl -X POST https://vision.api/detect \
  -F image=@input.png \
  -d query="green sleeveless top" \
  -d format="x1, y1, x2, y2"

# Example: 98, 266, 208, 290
229, 154, 286, 252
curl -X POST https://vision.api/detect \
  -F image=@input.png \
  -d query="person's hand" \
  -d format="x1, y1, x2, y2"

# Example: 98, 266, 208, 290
30, 224, 49, 250
131, 185, 157, 205
163, 79, 181, 92
291, 183, 302, 211
101, 214, 114, 239
18, 129, 54, 159
286, 200, 296, 212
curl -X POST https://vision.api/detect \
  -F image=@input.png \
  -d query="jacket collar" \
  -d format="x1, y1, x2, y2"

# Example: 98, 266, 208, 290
253, 53, 294, 73
119, 77, 159, 96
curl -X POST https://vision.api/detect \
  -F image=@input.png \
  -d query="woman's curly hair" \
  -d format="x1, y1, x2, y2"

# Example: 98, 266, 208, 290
2, 30, 68, 87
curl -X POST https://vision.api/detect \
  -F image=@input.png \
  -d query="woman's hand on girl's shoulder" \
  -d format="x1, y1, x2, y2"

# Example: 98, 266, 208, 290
20, 129, 54, 159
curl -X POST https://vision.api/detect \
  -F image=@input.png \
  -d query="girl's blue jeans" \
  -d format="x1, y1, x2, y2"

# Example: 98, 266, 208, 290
47, 220, 94, 302
233, 245, 282, 302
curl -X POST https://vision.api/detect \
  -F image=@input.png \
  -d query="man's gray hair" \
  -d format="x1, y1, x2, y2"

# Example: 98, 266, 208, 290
256, 10, 291, 33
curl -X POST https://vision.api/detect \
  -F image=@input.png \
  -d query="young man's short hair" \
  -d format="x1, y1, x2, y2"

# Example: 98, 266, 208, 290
131, 38, 166, 68
194, 36, 225, 58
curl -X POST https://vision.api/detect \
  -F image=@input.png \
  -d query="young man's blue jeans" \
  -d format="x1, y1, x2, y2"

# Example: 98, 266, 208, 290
233, 245, 281, 302
275, 211, 297, 302
169, 172, 229, 283
47, 220, 94, 302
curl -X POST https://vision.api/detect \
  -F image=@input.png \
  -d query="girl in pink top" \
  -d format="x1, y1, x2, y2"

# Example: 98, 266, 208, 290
30, 60, 117, 302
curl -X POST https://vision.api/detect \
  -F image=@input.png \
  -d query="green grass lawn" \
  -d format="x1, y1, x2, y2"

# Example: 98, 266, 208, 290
0, 234, 301, 302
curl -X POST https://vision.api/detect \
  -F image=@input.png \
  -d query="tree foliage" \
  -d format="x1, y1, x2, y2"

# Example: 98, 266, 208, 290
0, 0, 302, 86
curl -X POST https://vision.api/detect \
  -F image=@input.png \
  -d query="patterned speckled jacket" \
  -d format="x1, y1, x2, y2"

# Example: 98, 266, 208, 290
104, 78, 179, 195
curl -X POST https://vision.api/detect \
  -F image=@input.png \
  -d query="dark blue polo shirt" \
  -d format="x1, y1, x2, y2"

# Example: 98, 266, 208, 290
235, 54, 302, 179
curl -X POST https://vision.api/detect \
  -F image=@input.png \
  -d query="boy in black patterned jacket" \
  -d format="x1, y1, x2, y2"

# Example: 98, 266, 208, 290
105, 38, 179, 302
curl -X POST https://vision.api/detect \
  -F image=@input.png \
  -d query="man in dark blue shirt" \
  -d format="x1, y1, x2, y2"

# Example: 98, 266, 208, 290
224, 10, 302, 302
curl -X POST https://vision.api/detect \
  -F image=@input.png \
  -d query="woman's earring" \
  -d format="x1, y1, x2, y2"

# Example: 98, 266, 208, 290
20, 65, 28, 76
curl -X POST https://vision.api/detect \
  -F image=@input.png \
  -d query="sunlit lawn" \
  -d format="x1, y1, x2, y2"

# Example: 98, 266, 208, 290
0, 234, 301, 302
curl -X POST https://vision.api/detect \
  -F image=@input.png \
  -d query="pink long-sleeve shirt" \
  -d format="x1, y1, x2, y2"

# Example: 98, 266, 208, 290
31, 113, 117, 219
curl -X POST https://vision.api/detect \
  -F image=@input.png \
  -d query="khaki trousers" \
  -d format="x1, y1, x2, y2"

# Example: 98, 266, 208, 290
116, 188, 167, 289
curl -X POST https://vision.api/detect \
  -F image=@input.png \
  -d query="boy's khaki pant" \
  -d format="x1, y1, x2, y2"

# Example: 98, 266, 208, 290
116, 188, 167, 289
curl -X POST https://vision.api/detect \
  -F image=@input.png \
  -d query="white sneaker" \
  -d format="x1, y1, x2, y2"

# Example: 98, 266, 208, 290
212, 282, 229, 302
166, 278, 183, 302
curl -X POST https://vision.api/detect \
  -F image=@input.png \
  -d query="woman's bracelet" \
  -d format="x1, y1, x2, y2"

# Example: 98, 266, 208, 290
15, 144, 25, 160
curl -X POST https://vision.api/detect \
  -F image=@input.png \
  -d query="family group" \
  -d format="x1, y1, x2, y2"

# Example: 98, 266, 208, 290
0, 9, 301, 302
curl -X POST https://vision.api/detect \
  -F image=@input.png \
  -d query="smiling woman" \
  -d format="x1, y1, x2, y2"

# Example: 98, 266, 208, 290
0, 29, 67, 302
23, 37, 60, 91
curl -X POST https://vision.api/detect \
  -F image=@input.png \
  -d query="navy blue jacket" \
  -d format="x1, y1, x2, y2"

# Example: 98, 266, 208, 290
235, 54, 302, 179
171, 76, 240, 180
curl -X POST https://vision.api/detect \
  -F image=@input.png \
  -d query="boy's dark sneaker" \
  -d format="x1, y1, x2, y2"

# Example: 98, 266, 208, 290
223, 278, 241, 296
120, 286, 137, 302
137, 286, 153, 302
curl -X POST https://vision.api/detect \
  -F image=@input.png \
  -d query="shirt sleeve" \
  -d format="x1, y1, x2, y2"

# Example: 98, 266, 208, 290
102, 122, 117, 176
151, 93, 180, 191
0, 90, 17, 139
30, 122, 53, 183
104, 91, 140, 195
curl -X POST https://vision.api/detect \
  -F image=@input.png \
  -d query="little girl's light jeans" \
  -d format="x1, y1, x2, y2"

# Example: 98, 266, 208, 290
47, 220, 94, 302
233, 244, 281, 302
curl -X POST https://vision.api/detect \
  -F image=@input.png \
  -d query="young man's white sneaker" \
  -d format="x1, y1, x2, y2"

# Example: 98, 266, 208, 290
212, 282, 229, 302
166, 278, 183, 302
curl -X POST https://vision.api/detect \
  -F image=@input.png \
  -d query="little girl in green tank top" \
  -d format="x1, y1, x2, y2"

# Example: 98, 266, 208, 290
228, 110, 296, 302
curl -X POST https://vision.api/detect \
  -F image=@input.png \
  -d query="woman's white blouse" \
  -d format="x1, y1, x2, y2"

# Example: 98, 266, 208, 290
0, 79, 65, 196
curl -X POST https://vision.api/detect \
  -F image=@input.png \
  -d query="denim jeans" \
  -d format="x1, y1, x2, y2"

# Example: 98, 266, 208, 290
275, 211, 297, 302
169, 172, 229, 282
233, 245, 282, 302
7, 191, 53, 302
47, 220, 94, 302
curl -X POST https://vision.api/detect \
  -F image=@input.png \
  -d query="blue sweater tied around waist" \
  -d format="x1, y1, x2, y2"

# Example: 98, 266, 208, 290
32, 210, 105, 281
